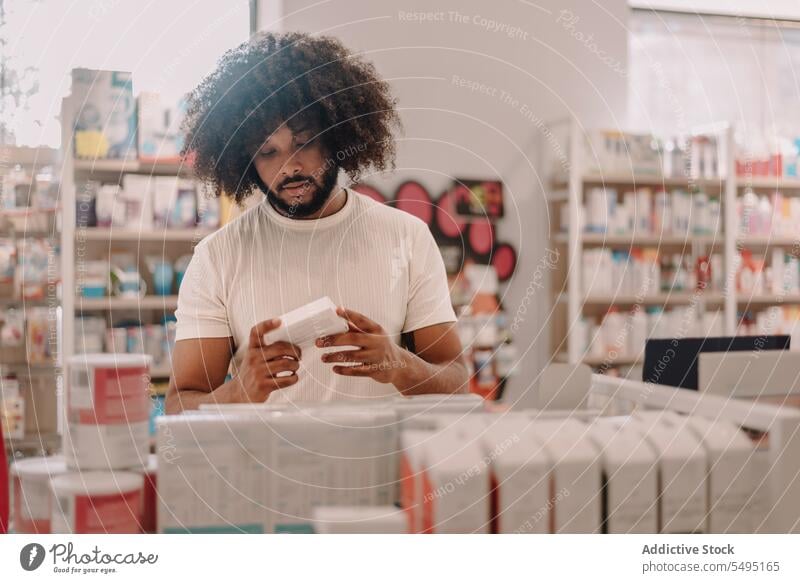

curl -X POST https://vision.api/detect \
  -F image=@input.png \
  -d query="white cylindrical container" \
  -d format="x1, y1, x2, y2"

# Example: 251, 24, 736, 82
50, 471, 143, 534
64, 353, 152, 471
10, 456, 67, 533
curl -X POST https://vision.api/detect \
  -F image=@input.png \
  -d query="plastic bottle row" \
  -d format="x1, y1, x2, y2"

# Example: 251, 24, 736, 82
563, 188, 722, 237
737, 249, 800, 295
582, 131, 722, 180
577, 306, 724, 362
738, 307, 800, 346
738, 189, 800, 237
582, 248, 723, 297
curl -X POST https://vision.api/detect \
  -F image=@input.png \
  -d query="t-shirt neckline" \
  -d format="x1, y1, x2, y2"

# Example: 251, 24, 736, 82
261, 186, 354, 231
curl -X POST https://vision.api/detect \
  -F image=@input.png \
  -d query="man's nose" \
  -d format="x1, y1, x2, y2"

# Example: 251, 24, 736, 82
281, 153, 303, 177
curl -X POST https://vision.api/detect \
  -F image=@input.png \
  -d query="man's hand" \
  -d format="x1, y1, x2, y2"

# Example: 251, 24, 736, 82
317, 308, 411, 386
235, 319, 302, 402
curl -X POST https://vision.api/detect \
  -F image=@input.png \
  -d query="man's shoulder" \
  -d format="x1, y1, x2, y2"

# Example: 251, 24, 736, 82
196, 199, 266, 252
350, 189, 428, 233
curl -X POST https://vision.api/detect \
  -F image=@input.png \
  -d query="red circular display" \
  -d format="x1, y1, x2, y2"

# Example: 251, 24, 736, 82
492, 243, 517, 282
468, 219, 494, 256
435, 189, 467, 238
395, 182, 433, 225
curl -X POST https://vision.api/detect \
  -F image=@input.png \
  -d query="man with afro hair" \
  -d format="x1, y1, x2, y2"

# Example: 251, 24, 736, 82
167, 32, 468, 412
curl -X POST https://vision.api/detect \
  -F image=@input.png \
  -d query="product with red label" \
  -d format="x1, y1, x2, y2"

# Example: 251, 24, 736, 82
50, 471, 143, 534
64, 353, 152, 470
140, 454, 157, 533
0, 416, 7, 533
10, 456, 67, 533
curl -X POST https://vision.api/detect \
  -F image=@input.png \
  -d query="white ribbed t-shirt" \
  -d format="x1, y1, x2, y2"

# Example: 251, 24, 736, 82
175, 188, 457, 403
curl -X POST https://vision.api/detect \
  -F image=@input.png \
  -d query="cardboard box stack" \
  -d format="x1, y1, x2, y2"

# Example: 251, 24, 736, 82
152, 396, 764, 534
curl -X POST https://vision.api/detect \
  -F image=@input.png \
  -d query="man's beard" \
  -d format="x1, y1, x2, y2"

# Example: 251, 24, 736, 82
257, 165, 339, 218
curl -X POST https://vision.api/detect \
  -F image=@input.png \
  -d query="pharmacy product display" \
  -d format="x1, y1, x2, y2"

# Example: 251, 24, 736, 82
547, 122, 731, 372
0, 238, 59, 302
451, 264, 518, 399
1, 162, 60, 212
738, 306, 800, 343
735, 247, 800, 343
582, 249, 723, 297
63, 353, 152, 471
576, 131, 722, 180
574, 187, 721, 237
0, 149, 61, 455
70, 69, 136, 161
737, 249, 800, 296
77, 177, 219, 231
737, 189, 800, 237
578, 307, 724, 363
50, 472, 143, 534
8, 372, 798, 534
735, 133, 800, 179
5, 354, 155, 533
0, 371, 24, 439
9, 456, 67, 534
60, 66, 224, 435
153, 389, 780, 534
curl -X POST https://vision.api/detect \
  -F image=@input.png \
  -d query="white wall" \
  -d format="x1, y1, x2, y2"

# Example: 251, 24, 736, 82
257, 0, 630, 407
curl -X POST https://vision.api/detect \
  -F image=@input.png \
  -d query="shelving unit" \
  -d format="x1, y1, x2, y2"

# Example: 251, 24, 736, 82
0, 145, 62, 452
548, 119, 800, 372
556, 291, 726, 306
547, 119, 738, 369
58, 95, 218, 397
79, 228, 215, 242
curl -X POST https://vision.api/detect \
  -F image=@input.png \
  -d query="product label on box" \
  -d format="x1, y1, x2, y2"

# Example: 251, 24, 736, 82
17, 478, 50, 520
67, 421, 149, 469
72, 367, 149, 424
157, 422, 273, 533
73, 490, 142, 533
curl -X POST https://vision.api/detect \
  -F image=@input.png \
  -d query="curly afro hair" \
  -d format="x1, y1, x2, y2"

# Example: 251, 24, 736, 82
181, 31, 401, 203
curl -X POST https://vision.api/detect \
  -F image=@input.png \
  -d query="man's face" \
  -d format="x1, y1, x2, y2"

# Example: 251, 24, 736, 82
253, 124, 338, 217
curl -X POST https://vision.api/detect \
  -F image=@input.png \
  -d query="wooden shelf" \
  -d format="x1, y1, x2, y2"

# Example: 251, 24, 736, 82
73, 158, 193, 177
552, 172, 724, 189
4, 432, 61, 454
76, 295, 179, 310
0, 146, 59, 167
737, 176, 800, 190
78, 227, 214, 242
738, 294, 800, 305
555, 352, 642, 366
0, 297, 53, 307
737, 236, 800, 247
559, 291, 725, 306
557, 233, 721, 246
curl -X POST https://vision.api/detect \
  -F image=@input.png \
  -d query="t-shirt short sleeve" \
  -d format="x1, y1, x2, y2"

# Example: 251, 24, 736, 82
402, 222, 457, 333
175, 239, 232, 341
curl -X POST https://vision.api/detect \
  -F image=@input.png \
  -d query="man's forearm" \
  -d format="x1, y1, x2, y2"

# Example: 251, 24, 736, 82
393, 350, 470, 395
165, 377, 243, 414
